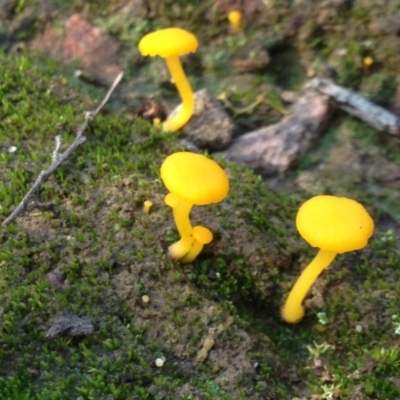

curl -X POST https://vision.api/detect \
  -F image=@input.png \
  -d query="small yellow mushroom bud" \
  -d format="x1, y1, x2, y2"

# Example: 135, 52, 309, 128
143, 200, 153, 214
228, 10, 242, 33
363, 56, 374, 67
142, 295, 150, 303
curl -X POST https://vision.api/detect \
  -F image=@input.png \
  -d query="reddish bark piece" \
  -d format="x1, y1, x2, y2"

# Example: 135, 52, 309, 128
63, 14, 122, 85
30, 14, 121, 85
222, 90, 332, 176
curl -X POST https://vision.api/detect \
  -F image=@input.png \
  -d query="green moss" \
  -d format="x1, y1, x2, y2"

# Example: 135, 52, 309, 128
0, 51, 301, 398
1, 3, 400, 395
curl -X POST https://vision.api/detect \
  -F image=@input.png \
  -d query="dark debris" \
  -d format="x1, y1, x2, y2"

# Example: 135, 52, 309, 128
46, 314, 94, 339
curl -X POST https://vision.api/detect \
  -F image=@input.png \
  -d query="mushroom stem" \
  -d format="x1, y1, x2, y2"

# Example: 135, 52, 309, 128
180, 226, 213, 263
168, 197, 194, 260
179, 239, 203, 263
168, 236, 195, 260
163, 55, 195, 132
282, 249, 337, 323
171, 198, 193, 237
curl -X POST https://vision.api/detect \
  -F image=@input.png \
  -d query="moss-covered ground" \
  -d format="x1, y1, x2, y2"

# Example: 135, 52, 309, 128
1, 1, 400, 399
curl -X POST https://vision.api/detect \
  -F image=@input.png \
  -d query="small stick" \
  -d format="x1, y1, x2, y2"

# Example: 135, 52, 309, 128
307, 78, 400, 135
2, 71, 124, 226
52, 135, 62, 163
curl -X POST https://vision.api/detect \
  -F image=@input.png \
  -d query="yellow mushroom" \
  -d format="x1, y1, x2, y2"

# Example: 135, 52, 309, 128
363, 55, 374, 74
363, 56, 374, 67
138, 27, 198, 132
228, 10, 242, 33
143, 200, 153, 214
282, 195, 374, 324
160, 152, 229, 262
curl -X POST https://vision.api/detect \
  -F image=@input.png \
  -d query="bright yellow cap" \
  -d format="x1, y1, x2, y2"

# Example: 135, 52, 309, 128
193, 226, 213, 244
160, 152, 229, 205
143, 200, 153, 214
296, 195, 374, 253
138, 27, 198, 58
228, 10, 242, 26
363, 56, 374, 67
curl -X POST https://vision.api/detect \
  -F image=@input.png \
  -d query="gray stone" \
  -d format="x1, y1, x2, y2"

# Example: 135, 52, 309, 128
46, 314, 94, 338
220, 90, 332, 176
179, 89, 235, 151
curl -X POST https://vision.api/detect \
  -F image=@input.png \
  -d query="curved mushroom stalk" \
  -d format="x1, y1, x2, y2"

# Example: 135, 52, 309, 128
163, 55, 195, 132
180, 226, 213, 264
281, 249, 337, 324
282, 195, 375, 324
138, 28, 198, 133
165, 193, 194, 260
168, 235, 195, 261
165, 194, 193, 236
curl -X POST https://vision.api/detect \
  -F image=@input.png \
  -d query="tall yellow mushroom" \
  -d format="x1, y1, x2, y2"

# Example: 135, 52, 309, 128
282, 195, 374, 324
138, 28, 198, 132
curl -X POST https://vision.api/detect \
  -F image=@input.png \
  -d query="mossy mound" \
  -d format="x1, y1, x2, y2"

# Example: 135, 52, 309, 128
0, 52, 298, 399
1, 50, 400, 399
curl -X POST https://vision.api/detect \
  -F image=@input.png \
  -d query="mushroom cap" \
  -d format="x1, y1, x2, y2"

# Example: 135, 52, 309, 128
160, 152, 229, 205
296, 195, 374, 253
193, 226, 213, 244
138, 27, 198, 58
228, 10, 242, 25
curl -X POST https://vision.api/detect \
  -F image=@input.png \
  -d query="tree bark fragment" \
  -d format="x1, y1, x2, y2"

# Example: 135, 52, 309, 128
221, 90, 333, 176
308, 78, 400, 135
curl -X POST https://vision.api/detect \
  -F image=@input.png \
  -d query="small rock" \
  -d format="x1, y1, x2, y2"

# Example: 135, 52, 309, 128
220, 90, 332, 176
0, 0, 16, 19
136, 97, 167, 124
370, 11, 400, 35
230, 40, 270, 73
29, 14, 121, 86
195, 336, 215, 363
207, 269, 217, 281
155, 357, 165, 367
63, 14, 122, 86
178, 89, 234, 150
46, 271, 65, 291
119, 0, 150, 16
46, 314, 94, 339
142, 295, 150, 303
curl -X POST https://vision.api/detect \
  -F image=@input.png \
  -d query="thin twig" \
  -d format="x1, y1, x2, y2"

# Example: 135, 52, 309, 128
2, 71, 124, 226
52, 135, 62, 163
307, 78, 400, 135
